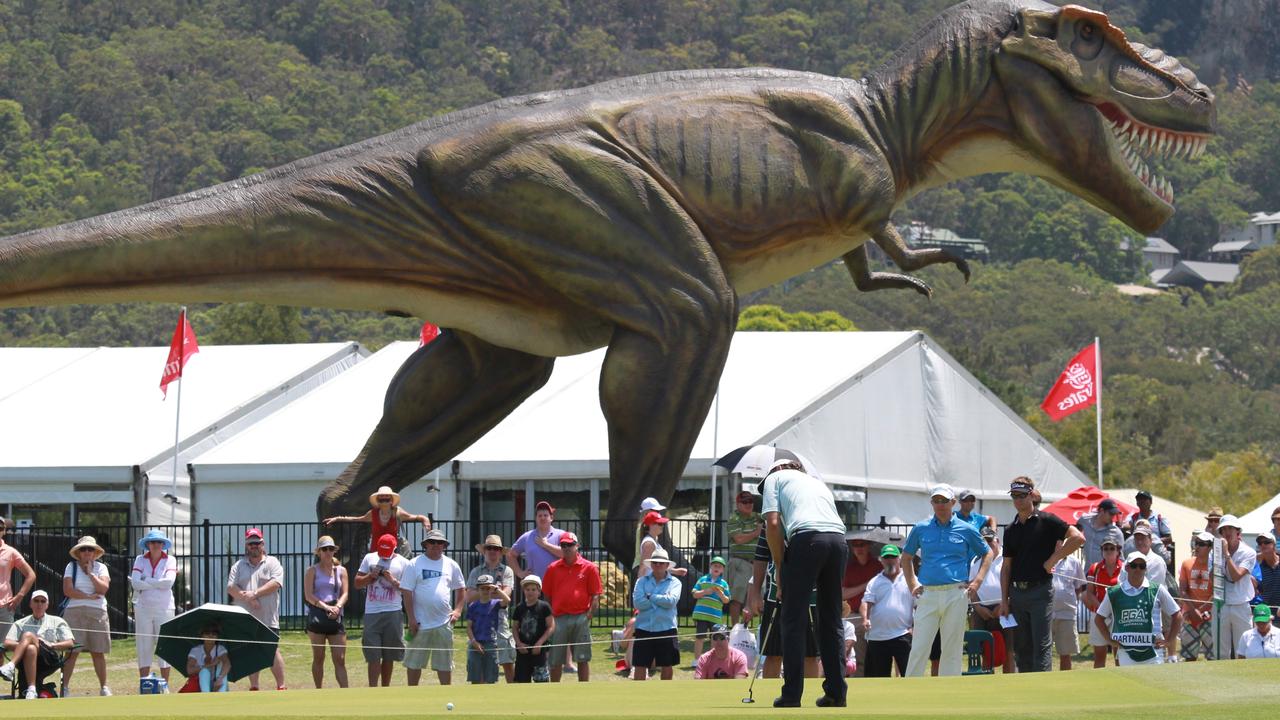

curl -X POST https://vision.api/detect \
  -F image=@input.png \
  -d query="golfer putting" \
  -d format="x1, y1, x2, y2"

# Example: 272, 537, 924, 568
760, 458, 848, 708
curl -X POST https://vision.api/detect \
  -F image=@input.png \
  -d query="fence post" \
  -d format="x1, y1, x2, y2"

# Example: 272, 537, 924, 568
202, 518, 211, 606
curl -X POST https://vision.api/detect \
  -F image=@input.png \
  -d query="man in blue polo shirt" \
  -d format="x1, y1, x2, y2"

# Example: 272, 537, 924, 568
901, 484, 992, 677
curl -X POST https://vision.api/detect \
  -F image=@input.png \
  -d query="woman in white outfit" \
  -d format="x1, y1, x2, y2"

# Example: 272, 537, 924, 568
130, 529, 177, 684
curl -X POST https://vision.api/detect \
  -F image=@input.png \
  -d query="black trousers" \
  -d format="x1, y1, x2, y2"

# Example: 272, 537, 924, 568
864, 634, 911, 677
780, 531, 847, 702
1010, 580, 1054, 672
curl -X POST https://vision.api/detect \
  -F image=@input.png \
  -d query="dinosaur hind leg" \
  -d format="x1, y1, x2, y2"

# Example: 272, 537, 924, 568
873, 224, 971, 282
843, 244, 933, 297
317, 329, 554, 530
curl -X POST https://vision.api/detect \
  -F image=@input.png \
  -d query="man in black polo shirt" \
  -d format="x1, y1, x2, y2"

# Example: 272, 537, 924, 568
999, 476, 1084, 672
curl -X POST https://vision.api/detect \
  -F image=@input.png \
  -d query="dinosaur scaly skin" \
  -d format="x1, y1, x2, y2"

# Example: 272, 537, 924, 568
0, 1, 1213, 564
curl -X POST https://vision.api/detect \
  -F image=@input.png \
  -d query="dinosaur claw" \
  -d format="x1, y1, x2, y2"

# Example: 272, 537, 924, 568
955, 258, 971, 283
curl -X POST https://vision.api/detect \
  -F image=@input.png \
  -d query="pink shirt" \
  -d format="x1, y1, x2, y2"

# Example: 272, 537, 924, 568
0, 544, 19, 602
694, 647, 749, 679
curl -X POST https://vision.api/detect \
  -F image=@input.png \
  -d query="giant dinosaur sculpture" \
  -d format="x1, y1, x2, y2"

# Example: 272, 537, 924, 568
0, 0, 1214, 564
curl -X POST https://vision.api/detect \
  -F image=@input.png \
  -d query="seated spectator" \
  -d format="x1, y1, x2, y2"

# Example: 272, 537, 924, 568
0, 590, 75, 700
1095, 552, 1181, 666
1237, 604, 1280, 659
694, 624, 747, 679
511, 575, 554, 683
968, 526, 1012, 673
466, 574, 510, 684
631, 548, 682, 680
690, 557, 731, 660
185, 624, 231, 692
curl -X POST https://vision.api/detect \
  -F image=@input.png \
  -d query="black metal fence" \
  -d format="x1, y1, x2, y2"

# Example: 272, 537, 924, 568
7, 518, 912, 633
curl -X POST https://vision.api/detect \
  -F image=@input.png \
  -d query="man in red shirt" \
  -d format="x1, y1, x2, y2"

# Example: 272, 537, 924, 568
540, 533, 601, 682
841, 534, 880, 677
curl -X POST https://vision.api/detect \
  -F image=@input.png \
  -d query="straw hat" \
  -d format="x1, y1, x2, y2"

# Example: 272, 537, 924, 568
369, 485, 401, 507
475, 534, 507, 554
69, 536, 105, 560
313, 535, 339, 555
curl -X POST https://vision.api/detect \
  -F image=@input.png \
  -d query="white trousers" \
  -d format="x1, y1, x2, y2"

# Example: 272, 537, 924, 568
135, 606, 175, 669
1216, 603, 1252, 659
906, 584, 969, 677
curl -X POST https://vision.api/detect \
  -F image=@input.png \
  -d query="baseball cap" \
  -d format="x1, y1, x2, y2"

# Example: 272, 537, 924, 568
769, 458, 804, 473
736, 490, 755, 503
1132, 520, 1152, 536
879, 544, 902, 558
1098, 499, 1121, 515
710, 556, 727, 567
929, 484, 955, 501
1135, 489, 1153, 500
521, 574, 543, 589
1257, 531, 1276, 544
1195, 531, 1215, 544
244, 528, 264, 543
709, 624, 729, 639
1219, 514, 1242, 530
476, 574, 495, 587
375, 533, 398, 558
535, 500, 555, 514
1100, 535, 1121, 549
558, 531, 579, 546
31, 589, 49, 602
957, 488, 976, 501
1125, 551, 1147, 566
640, 497, 666, 512
1253, 604, 1273, 623
642, 510, 669, 527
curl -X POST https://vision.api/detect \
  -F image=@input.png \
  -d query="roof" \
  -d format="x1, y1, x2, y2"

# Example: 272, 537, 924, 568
1210, 240, 1256, 254
0, 343, 363, 479
1150, 268, 1172, 285
1122, 237, 1179, 255
1250, 211, 1280, 225
1160, 261, 1240, 286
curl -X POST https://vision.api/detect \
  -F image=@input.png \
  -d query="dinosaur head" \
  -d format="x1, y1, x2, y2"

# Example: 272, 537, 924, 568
995, 2, 1215, 233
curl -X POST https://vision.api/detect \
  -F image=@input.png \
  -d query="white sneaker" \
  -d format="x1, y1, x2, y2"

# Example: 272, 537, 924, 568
100, 686, 112, 696
0, 662, 14, 681
24, 686, 37, 700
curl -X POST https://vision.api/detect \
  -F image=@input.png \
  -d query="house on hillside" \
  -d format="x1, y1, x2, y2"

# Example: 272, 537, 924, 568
1158, 260, 1240, 290
1210, 211, 1280, 263
900, 221, 989, 260
1120, 236, 1180, 284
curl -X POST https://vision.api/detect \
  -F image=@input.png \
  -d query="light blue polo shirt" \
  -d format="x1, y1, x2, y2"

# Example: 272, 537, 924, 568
760, 469, 846, 539
957, 510, 989, 530
903, 514, 987, 585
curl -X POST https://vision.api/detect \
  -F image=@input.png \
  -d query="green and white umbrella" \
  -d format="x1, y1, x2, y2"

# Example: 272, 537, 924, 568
156, 603, 279, 682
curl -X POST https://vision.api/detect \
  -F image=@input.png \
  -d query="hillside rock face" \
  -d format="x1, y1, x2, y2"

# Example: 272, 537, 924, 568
1196, 0, 1280, 84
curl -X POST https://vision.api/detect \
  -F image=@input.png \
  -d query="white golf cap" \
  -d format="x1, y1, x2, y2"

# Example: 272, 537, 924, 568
1258, 531, 1276, 544
1219, 514, 1241, 530
1195, 531, 1215, 543
1125, 551, 1148, 566
31, 589, 49, 601
640, 497, 666, 512
929, 484, 955, 500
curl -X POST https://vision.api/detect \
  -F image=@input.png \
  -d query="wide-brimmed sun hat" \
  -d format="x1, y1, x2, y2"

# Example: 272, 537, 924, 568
314, 535, 338, 555
369, 485, 400, 507
646, 548, 674, 565
69, 536, 105, 560
138, 529, 172, 553
475, 534, 506, 554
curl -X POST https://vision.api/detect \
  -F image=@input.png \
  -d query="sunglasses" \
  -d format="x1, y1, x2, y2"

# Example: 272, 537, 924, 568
30, 598, 48, 603
425, 540, 447, 546
246, 541, 263, 546
377, 498, 393, 503
1195, 541, 1213, 547
1010, 492, 1029, 500
1128, 562, 1147, 569
1259, 539, 1276, 545
930, 497, 951, 504
1102, 545, 1119, 551
318, 547, 336, 552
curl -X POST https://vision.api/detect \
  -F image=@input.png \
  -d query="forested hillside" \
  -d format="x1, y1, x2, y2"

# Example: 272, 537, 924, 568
1, 1, 1278, 507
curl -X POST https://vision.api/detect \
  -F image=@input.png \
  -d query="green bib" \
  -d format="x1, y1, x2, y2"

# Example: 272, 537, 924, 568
1107, 584, 1158, 663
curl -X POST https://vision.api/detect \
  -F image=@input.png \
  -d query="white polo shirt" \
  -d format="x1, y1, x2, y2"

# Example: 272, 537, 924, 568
1238, 627, 1280, 659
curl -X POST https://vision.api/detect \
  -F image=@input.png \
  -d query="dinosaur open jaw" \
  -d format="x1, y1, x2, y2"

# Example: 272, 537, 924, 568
1095, 102, 1209, 206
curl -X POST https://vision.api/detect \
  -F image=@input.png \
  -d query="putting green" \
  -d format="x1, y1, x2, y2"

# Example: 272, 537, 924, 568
16, 660, 1279, 719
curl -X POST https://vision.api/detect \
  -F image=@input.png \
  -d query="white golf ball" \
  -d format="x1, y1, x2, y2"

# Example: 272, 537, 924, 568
446, 703, 454, 711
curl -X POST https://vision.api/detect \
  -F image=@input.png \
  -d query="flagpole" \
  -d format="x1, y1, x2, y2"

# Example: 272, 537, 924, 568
1094, 336, 1103, 489
170, 307, 186, 525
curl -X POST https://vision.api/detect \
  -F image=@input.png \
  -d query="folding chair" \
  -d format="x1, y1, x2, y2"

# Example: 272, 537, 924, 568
962, 629, 994, 675
11, 649, 65, 699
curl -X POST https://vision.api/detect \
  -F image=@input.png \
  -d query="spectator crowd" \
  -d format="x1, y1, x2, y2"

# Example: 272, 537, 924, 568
2, 476, 1280, 702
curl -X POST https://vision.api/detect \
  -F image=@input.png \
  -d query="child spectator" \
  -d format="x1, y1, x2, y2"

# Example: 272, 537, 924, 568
465, 574, 510, 684
185, 624, 230, 693
511, 575, 555, 683
690, 556, 731, 660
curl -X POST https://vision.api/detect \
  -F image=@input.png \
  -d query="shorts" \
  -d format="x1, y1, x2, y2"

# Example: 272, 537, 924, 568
548, 613, 592, 666
694, 619, 718, 639
1087, 614, 1110, 651
726, 558, 753, 604
1052, 618, 1079, 656
404, 623, 454, 672
0, 607, 13, 645
64, 605, 111, 654
631, 627, 680, 668
466, 640, 500, 683
514, 651, 549, 682
361, 610, 405, 663
493, 627, 516, 665
759, 601, 817, 658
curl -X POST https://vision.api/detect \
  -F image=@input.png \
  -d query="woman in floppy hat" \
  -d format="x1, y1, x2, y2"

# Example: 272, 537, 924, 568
323, 484, 431, 551
130, 529, 177, 684
303, 535, 349, 688
62, 535, 112, 696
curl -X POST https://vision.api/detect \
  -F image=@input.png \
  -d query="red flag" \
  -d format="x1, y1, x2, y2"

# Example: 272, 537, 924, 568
419, 322, 440, 348
1041, 343, 1098, 421
160, 309, 200, 398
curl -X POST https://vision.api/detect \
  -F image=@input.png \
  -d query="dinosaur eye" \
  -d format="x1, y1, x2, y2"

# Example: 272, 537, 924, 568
1072, 21, 1103, 60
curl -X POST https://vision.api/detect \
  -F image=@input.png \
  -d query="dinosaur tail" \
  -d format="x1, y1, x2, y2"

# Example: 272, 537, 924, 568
0, 154, 438, 312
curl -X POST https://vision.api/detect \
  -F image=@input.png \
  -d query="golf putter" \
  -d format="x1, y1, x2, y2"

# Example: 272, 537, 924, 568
742, 614, 774, 704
